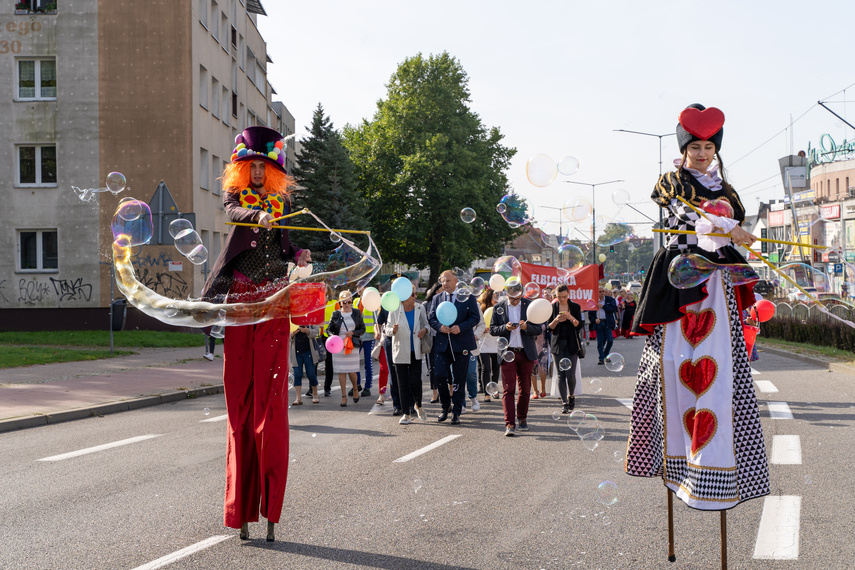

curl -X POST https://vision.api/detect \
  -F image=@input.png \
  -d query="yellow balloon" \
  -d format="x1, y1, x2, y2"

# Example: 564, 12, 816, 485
484, 307, 493, 328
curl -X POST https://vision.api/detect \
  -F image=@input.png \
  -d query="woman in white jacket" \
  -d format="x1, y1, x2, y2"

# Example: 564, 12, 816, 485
386, 289, 430, 425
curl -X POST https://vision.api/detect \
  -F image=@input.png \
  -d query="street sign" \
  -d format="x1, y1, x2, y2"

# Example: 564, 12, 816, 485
834, 263, 843, 275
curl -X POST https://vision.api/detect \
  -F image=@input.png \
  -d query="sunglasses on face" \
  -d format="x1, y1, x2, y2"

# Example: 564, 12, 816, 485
341, 301, 352, 305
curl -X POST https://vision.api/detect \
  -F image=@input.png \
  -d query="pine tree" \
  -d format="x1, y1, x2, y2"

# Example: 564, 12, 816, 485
290, 104, 366, 255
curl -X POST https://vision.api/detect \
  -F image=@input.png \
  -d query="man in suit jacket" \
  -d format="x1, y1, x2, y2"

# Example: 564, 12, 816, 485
587, 286, 618, 365
489, 278, 543, 436
428, 270, 481, 424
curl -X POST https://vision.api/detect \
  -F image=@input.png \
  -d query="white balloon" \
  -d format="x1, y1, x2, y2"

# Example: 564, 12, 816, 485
361, 287, 382, 311
526, 298, 553, 324
489, 273, 506, 292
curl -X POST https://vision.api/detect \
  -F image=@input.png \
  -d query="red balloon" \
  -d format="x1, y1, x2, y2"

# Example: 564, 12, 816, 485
750, 299, 775, 322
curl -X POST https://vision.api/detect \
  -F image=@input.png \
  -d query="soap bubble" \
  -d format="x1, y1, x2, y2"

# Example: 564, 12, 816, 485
563, 198, 592, 222
558, 358, 571, 371
523, 282, 540, 299
701, 198, 734, 219
668, 254, 759, 289
493, 255, 522, 279
502, 350, 515, 362
526, 153, 558, 187
552, 410, 562, 421
497, 337, 510, 351
187, 245, 209, 266
557, 156, 579, 176
589, 378, 602, 393
596, 223, 634, 247
557, 242, 585, 268
604, 354, 625, 372
575, 413, 601, 439
567, 410, 586, 431
460, 207, 476, 223
330, 232, 342, 243
505, 277, 523, 298
581, 429, 605, 451
495, 306, 504, 315
210, 325, 225, 339
596, 481, 618, 506
413, 479, 424, 493
469, 276, 486, 296
612, 189, 631, 206
169, 218, 194, 239
117, 198, 146, 222
455, 285, 472, 302
613, 450, 624, 463
174, 229, 202, 256
485, 381, 500, 397
496, 193, 530, 226
106, 171, 127, 193
203, 407, 210, 416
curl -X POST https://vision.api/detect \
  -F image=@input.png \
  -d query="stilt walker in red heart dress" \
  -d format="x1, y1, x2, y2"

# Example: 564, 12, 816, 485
626, 105, 769, 566
201, 126, 311, 542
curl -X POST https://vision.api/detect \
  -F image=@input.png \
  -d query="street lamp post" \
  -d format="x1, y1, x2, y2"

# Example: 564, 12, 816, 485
540, 205, 566, 266
563, 179, 624, 264
613, 129, 677, 250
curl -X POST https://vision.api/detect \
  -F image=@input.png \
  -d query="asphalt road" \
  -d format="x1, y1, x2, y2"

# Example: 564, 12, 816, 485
1, 336, 854, 569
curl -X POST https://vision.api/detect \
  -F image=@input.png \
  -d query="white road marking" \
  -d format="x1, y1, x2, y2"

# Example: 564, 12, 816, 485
770, 435, 802, 465
753, 496, 801, 560
767, 401, 794, 420
37, 435, 162, 462
393, 434, 462, 463
616, 398, 633, 410
750, 366, 761, 375
200, 414, 228, 423
130, 535, 231, 570
755, 380, 778, 393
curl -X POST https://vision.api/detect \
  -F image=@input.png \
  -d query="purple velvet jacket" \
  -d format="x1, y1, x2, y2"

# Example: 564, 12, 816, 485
201, 189, 301, 302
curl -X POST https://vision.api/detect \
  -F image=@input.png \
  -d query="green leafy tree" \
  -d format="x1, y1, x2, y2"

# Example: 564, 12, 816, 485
343, 52, 522, 285
290, 103, 366, 254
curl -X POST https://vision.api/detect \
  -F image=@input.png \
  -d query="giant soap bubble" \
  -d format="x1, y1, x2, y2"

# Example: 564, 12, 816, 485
496, 193, 530, 226
111, 197, 382, 328
557, 242, 585, 268
563, 198, 592, 222
493, 255, 522, 279
668, 254, 759, 289
557, 156, 579, 176
596, 223, 634, 247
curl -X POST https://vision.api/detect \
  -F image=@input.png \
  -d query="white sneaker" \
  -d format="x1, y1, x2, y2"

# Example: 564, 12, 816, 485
399, 414, 411, 425
415, 406, 426, 421
471, 398, 480, 412
203, 353, 214, 361
460, 406, 468, 414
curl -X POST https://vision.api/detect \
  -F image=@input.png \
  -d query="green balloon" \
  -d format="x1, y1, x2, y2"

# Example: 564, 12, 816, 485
380, 291, 401, 312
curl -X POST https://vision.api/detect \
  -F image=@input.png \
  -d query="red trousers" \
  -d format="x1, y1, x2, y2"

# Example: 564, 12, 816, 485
377, 345, 389, 394
222, 277, 290, 528
500, 349, 535, 428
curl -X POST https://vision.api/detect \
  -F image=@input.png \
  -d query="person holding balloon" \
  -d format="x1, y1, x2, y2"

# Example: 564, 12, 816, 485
477, 287, 500, 401
427, 270, 482, 424
386, 282, 430, 424
626, 103, 769, 513
326, 290, 366, 407
547, 284, 584, 413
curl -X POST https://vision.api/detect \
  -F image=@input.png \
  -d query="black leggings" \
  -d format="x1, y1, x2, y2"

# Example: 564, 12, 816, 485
479, 353, 499, 393
395, 354, 423, 412
553, 350, 578, 404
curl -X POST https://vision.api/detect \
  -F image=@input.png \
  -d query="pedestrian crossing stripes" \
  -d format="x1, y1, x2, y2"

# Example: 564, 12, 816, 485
37, 434, 162, 462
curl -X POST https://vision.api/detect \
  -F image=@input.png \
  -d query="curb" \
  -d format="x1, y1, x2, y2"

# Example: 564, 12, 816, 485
0, 385, 224, 434
757, 343, 855, 377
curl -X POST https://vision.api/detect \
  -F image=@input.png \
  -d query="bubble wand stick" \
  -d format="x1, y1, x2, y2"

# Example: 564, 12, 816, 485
651, 229, 828, 250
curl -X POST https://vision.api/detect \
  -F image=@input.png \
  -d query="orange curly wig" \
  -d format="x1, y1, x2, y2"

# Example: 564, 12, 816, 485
220, 160, 294, 196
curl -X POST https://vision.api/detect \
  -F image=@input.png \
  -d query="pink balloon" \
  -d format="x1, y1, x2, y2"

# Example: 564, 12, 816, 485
325, 335, 344, 354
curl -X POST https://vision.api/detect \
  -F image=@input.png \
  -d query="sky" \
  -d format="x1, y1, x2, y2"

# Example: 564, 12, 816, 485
257, 0, 855, 242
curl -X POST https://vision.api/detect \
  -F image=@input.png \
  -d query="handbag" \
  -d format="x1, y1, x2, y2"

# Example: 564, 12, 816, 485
313, 336, 327, 361
420, 333, 433, 354
371, 341, 382, 360
576, 328, 586, 359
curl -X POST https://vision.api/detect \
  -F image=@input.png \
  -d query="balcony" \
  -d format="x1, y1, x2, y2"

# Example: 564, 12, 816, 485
15, 1, 56, 14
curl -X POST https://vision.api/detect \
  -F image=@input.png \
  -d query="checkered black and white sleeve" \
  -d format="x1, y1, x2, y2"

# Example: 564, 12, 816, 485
663, 198, 700, 249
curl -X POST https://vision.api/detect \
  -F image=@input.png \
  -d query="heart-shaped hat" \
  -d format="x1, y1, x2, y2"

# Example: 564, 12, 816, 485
230, 126, 287, 173
676, 104, 724, 153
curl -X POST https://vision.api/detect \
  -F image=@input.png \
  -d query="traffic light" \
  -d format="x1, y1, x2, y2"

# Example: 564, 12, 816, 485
609, 245, 615, 253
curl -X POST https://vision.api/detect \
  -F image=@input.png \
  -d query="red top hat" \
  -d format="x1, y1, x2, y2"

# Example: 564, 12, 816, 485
230, 126, 287, 173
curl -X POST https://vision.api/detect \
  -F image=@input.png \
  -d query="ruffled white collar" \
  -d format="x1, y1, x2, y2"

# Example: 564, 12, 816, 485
673, 158, 722, 192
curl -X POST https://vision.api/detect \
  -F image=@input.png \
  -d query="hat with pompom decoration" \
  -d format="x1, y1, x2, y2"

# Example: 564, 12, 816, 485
230, 126, 287, 173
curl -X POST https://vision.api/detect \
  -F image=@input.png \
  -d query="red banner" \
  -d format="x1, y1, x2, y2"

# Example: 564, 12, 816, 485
519, 262, 599, 309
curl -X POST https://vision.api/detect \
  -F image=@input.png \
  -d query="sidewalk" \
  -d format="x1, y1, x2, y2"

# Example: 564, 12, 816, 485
0, 347, 224, 433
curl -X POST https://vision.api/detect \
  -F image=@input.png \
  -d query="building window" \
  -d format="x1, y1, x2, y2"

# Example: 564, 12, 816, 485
232, 91, 237, 118
211, 77, 220, 118
231, 25, 237, 48
200, 148, 209, 189
212, 155, 221, 195
836, 178, 840, 197
199, 65, 208, 108
221, 12, 228, 49
198, 0, 207, 27
239, 35, 244, 69
222, 85, 229, 125
17, 59, 56, 100
211, 0, 219, 39
19, 229, 58, 272
18, 145, 56, 186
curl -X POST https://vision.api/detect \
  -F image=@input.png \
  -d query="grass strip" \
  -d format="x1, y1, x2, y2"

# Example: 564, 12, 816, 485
757, 337, 855, 364
0, 330, 208, 348
0, 345, 134, 369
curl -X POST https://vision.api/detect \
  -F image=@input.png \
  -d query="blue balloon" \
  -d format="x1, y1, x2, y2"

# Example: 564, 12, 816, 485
436, 301, 458, 326
391, 277, 413, 301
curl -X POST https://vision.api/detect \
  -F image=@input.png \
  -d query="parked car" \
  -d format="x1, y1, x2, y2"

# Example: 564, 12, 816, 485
786, 287, 817, 303
752, 280, 774, 296
627, 281, 642, 294
609, 279, 622, 290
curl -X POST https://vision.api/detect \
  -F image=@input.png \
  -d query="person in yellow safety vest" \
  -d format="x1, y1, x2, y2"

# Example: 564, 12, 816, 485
318, 299, 339, 397
354, 295, 376, 397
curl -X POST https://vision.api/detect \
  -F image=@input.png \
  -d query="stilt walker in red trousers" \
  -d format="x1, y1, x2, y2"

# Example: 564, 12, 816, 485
201, 126, 311, 542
